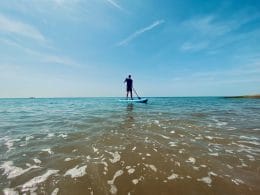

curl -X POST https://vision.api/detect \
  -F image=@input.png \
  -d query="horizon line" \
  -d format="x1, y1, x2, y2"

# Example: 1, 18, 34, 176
0, 94, 259, 99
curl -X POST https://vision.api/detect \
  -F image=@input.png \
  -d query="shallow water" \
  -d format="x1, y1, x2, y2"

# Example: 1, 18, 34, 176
0, 97, 259, 194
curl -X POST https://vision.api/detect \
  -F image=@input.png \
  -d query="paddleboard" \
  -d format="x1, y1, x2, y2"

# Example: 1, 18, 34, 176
119, 98, 148, 103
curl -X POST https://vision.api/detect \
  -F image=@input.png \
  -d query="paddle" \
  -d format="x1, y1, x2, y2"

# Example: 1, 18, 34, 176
133, 88, 142, 99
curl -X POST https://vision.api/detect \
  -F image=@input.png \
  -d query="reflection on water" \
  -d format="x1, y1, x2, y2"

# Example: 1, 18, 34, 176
121, 103, 135, 129
126, 104, 134, 124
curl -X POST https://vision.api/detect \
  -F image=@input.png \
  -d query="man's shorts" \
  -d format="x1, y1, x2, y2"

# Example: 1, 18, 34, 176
127, 86, 132, 92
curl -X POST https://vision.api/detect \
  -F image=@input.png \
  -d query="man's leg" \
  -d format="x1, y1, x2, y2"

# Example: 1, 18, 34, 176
130, 90, 133, 99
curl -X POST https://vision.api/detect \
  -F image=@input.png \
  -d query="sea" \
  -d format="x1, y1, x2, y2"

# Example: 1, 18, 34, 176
0, 97, 259, 195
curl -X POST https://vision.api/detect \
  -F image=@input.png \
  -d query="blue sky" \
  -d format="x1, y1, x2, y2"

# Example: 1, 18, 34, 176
0, 0, 260, 97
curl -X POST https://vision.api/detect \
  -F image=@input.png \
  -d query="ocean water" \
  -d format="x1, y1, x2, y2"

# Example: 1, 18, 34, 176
0, 97, 259, 194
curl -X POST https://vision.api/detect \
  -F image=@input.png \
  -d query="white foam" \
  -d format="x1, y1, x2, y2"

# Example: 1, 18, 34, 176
0, 161, 39, 179
239, 140, 260, 146
92, 145, 98, 153
208, 153, 219, 156
170, 130, 175, 134
232, 178, 245, 185
25, 135, 34, 141
227, 164, 233, 169
107, 170, 124, 195
225, 149, 234, 154
58, 134, 67, 138
160, 134, 170, 139
33, 158, 41, 164
47, 133, 55, 137
154, 120, 160, 125
209, 171, 218, 176
41, 148, 53, 155
217, 121, 227, 126
21, 170, 59, 193
227, 127, 236, 130
146, 153, 151, 157
205, 136, 213, 140
3, 188, 19, 195
175, 162, 181, 167
132, 146, 136, 151
51, 188, 59, 195
128, 168, 135, 175
5, 139, 15, 152
64, 165, 87, 178
167, 173, 178, 180
169, 142, 177, 147
193, 166, 199, 170
197, 176, 212, 186
178, 149, 185, 154
99, 161, 108, 170
145, 164, 157, 172
26, 163, 32, 168
186, 157, 196, 164
107, 151, 121, 164
246, 154, 255, 161
132, 179, 139, 184
64, 158, 72, 162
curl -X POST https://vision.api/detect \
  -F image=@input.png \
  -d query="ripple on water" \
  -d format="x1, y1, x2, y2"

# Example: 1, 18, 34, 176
0, 97, 259, 194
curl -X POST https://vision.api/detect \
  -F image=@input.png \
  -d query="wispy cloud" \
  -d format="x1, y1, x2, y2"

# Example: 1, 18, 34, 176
0, 38, 80, 68
181, 41, 209, 52
117, 20, 165, 46
172, 61, 260, 85
183, 15, 232, 36
105, 0, 123, 11
43, 55, 81, 67
0, 14, 45, 42
180, 12, 260, 52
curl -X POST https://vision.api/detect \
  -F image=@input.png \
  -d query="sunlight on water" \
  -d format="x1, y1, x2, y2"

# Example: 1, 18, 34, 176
0, 97, 259, 194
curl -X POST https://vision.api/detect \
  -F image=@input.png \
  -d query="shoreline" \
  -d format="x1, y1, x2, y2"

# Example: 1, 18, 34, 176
224, 94, 260, 99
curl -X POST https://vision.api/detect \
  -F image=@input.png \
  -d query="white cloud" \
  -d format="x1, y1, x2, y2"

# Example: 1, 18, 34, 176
0, 14, 45, 42
117, 20, 165, 46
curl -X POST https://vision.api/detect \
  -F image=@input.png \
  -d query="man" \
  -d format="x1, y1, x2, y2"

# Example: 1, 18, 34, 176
124, 75, 133, 99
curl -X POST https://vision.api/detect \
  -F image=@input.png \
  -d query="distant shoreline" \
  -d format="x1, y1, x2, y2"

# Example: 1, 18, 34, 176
224, 94, 260, 99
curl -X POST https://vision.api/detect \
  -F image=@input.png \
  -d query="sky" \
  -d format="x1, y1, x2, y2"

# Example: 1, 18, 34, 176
0, 0, 260, 97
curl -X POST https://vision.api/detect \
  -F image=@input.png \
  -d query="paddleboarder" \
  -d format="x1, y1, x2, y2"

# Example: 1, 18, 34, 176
124, 75, 133, 99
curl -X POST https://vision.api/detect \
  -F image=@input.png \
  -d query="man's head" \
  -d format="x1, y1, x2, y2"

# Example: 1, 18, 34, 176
128, 75, 131, 78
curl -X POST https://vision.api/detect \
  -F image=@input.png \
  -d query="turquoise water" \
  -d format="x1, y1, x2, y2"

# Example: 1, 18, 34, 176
0, 97, 259, 194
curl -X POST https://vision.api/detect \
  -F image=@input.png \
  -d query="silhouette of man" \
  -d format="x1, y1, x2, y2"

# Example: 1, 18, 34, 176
124, 75, 133, 99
